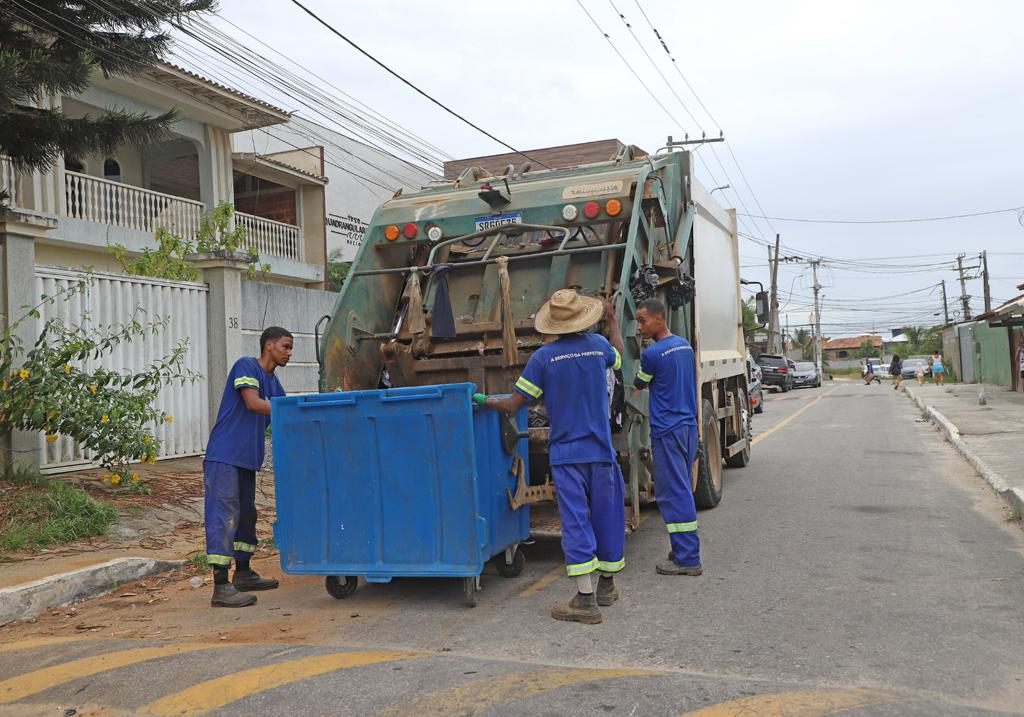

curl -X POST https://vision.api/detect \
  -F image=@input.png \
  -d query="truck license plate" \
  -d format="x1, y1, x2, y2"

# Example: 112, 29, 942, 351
474, 212, 522, 233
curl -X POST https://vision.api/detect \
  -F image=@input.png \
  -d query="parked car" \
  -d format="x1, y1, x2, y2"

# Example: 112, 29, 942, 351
756, 353, 794, 392
901, 357, 932, 380
747, 353, 764, 414
792, 361, 822, 388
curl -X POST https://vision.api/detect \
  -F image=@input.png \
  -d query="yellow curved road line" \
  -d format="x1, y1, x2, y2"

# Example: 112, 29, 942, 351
0, 637, 82, 655
680, 688, 899, 716
142, 650, 419, 716
752, 386, 837, 447
0, 643, 218, 704
377, 667, 654, 716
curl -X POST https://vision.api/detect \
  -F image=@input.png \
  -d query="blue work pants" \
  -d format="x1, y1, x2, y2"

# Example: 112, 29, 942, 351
651, 424, 701, 567
203, 460, 259, 567
551, 462, 625, 576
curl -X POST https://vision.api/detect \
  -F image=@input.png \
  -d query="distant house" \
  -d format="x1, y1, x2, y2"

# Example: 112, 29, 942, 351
821, 335, 882, 360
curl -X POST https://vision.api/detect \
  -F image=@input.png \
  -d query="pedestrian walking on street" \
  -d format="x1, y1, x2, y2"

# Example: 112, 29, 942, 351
915, 360, 926, 385
931, 351, 945, 385
203, 327, 292, 608
632, 299, 702, 576
477, 289, 625, 625
863, 360, 879, 385
889, 354, 903, 390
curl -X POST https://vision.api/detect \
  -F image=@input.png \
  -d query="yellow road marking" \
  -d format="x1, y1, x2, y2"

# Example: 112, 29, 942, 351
0, 643, 217, 704
0, 637, 81, 655
142, 650, 418, 716
752, 386, 837, 447
680, 688, 899, 716
378, 667, 654, 716
518, 565, 564, 598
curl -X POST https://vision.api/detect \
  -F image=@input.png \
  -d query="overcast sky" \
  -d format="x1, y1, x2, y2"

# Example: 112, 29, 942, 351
208, 0, 1024, 337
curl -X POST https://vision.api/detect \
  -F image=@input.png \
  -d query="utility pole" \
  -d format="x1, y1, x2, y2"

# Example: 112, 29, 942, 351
768, 234, 781, 353
981, 250, 991, 314
940, 279, 950, 324
810, 259, 823, 372
956, 254, 972, 321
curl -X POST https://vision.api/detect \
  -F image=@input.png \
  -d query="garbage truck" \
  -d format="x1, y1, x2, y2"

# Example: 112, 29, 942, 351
315, 144, 754, 533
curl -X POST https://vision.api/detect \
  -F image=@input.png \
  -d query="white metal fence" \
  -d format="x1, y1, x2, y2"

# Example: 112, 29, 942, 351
64, 170, 204, 238
35, 267, 210, 472
1, 157, 17, 207
237, 211, 302, 261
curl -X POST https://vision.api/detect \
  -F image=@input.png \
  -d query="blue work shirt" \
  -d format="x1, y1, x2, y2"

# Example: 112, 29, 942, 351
205, 357, 285, 470
513, 333, 621, 466
634, 334, 697, 437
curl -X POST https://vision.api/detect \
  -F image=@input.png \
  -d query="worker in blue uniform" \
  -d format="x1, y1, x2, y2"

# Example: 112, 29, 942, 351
632, 298, 703, 575
204, 326, 292, 607
476, 289, 625, 624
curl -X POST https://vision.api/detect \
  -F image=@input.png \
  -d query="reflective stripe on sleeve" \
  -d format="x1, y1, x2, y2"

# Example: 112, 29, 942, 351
233, 376, 259, 389
611, 348, 622, 371
596, 558, 625, 573
565, 557, 598, 576
207, 554, 233, 566
636, 369, 653, 383
233, 541, 257, 553
666, 520, 698, 533
514, 376, 543, 398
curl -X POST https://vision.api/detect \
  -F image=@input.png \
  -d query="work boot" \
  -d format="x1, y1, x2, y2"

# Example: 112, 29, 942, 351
656, 559, 703, 576
596, 576, 619, 606
550, 592, 602, 624
232, 569, 279, 591
211, 583, 257, 608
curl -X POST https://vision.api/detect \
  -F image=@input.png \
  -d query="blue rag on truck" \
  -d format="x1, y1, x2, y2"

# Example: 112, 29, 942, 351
431, 263, 456, 338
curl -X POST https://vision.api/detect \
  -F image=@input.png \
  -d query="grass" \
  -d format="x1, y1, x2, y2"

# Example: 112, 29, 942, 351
188, 552, 209, 571
0, 468, 118, 552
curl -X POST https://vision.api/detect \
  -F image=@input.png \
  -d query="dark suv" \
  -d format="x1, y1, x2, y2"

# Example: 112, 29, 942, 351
756, 354, 794, 392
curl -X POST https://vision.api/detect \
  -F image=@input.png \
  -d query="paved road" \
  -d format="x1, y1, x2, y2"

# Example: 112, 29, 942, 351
3, 381, 1024, 716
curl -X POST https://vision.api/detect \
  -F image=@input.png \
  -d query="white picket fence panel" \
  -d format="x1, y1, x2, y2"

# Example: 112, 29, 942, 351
34, 267, 210, 472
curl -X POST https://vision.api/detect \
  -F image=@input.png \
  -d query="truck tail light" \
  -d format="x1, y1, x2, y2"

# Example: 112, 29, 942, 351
561, 204, 579, 221
604, 198, 622, 216
582, 201, 600, 219
402, 223, 418, 239
426, 224, 443, 242
384, 224, 400, 241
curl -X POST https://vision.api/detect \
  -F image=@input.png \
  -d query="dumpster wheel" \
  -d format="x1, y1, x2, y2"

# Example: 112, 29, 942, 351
325, 575, 358, 599
463, 576, 479, 607
492, 547, 526, 578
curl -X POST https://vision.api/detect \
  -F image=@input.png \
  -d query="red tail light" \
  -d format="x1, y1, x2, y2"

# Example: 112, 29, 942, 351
582, 201, 601, 219
779, 366, 788, 373
402, 223, 418, 239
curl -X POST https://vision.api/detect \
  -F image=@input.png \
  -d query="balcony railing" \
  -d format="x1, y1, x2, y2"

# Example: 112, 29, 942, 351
64, 170, 203, 238
237, 212, 301, 262
1, 157, 18, 206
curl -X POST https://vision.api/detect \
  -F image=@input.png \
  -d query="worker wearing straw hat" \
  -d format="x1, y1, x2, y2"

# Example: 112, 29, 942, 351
477, 289, 625, 625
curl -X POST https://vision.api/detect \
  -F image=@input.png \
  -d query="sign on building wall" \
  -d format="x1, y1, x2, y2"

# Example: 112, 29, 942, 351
327, 213, 367, 260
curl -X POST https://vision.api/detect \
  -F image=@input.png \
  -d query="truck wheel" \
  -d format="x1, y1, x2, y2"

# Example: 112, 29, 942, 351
325, 575, 358, 599
694, 399, 724, 509
493, 548, 525, 578
725, 390, 751, 469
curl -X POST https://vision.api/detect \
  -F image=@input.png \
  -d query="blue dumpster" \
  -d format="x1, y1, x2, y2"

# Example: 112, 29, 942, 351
270, 382, 530, 606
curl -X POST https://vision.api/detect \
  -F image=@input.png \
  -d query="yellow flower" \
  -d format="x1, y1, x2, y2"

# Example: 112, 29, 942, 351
164, 415, 173, 423
130, 473, 139, 483
110, 474, 121, 485
45, 434, 57, 443
63, 364, 71, 374
88, 384, 97, 393
101, 414, 108, 423
148, 455, 156, 464
18, 368, 29, 379
142, 435, 152, 444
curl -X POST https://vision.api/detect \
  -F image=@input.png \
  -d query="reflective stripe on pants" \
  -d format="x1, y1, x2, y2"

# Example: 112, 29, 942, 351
652, 424, 701, 568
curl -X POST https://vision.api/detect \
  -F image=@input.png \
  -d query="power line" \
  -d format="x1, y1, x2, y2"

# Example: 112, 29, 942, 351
739, 206, 1024, 224
286, 0, 551, 169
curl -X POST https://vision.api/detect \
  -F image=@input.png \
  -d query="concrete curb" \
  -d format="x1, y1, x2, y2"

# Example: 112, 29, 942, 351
903, 386, 1024, 519
0, 557, 186, 625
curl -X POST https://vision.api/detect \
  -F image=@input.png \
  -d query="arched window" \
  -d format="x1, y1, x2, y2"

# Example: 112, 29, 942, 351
103, 158, 121, 182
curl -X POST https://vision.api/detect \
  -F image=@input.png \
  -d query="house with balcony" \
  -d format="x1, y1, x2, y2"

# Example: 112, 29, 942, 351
3, 61, 328, 287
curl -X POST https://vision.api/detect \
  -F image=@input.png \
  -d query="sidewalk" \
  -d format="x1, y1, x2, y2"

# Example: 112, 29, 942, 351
904, 382, 1024, 518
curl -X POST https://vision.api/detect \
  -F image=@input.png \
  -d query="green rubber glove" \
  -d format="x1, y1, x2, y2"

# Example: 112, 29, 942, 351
472, 392, 488, 406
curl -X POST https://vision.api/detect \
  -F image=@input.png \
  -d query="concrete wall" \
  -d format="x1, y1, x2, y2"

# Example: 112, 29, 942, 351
972, 322, 1012, 388
240, 280, 337, 393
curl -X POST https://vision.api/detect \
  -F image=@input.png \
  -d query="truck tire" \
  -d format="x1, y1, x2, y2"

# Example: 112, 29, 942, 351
725, 389, 751, 469
694, 398, 723, 509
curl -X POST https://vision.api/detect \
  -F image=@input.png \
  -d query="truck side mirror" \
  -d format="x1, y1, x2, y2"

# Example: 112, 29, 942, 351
755, 291, 769, 326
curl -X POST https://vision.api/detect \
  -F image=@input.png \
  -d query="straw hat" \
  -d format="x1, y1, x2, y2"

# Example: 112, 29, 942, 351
534, 289, 603, 335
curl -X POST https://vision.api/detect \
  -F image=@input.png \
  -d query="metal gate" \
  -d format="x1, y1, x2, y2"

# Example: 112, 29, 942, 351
35, 267, 209, 472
